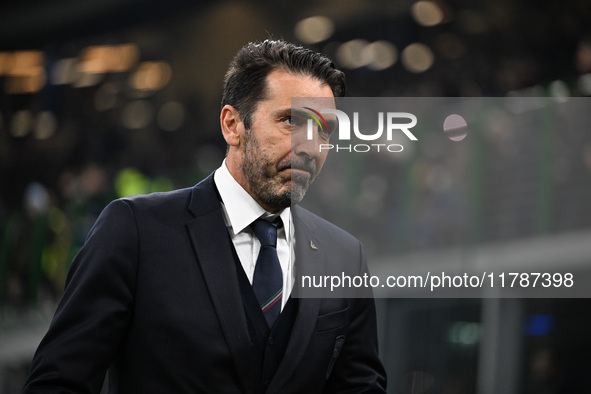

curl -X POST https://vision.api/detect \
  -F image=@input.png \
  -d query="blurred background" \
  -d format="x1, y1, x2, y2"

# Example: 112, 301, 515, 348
1, 0, 591, 392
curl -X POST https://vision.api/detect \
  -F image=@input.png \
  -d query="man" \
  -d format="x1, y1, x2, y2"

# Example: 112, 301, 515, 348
23, 40, 387, 393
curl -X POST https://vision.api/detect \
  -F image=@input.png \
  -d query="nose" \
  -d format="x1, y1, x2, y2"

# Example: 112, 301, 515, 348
292, 121, 323, 159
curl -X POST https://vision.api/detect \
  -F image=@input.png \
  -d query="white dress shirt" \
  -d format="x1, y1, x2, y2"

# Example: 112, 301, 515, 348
213, 160, 295, 310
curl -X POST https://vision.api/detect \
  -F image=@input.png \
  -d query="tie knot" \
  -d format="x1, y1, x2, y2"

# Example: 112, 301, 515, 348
251, 218, 282, 247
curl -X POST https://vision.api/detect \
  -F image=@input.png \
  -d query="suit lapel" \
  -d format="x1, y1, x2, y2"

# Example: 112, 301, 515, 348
269, 205, 326, 390
185, 174, 253, 393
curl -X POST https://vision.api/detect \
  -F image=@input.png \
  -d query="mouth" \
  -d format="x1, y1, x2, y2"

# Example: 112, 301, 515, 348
285, 168, 315, 188
288, 167, 311, 175
279, 159, 315, 176
279, 166, 314, 182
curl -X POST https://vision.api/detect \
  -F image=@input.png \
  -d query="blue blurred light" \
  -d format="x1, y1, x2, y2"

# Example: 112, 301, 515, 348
525, 314, 555, 336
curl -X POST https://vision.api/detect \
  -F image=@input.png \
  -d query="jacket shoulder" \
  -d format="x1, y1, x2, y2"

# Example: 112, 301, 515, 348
118, 187, 194, 214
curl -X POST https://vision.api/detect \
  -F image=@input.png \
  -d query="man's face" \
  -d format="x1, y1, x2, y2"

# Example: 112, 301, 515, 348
235, 69, 335, 212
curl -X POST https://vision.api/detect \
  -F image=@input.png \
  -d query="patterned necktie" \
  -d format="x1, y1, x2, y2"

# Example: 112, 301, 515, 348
250, 218, 283, 327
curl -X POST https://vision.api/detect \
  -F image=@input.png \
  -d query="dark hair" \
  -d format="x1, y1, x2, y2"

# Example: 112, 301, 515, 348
222, 39, 346, 129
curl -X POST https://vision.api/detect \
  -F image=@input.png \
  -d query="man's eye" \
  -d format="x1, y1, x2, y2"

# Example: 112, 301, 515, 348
318, 128, 331, 138
322, 121, 337, 137
284, 116, 304, 127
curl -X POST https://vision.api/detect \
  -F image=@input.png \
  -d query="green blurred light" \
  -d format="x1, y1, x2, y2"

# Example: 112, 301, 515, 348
115, 168, 174, 198
115, 168, 149, 198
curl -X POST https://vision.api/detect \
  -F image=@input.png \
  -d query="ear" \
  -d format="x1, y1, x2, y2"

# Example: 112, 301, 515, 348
220, 105, 244, 147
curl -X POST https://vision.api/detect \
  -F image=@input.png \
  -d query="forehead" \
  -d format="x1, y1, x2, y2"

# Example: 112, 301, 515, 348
262, 69, 335, 107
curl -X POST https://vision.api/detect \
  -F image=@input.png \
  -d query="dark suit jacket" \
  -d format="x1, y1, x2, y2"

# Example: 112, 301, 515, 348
23, 173, 386, 393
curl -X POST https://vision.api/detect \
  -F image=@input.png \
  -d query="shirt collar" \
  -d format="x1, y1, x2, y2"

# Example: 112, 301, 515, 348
214, 159, 291, 239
